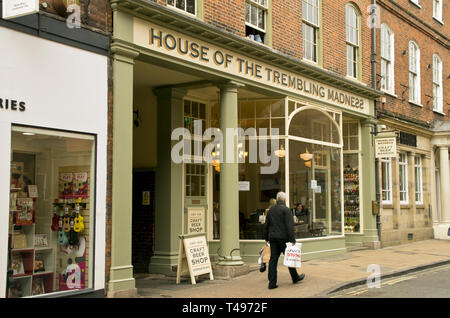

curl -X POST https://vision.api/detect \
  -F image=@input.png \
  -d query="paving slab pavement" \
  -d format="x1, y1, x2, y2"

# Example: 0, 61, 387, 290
135, 239, 450, 298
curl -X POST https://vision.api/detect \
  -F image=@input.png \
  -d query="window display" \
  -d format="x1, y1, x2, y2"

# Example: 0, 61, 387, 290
7, 126, 95, 298
344, 155, 360, 233
210, 98, 344, 240
343, 121, 361, 233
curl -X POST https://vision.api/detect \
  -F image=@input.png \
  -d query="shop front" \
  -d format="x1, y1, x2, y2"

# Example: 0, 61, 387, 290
0, 26, 108, 297
110, 0, 381, 294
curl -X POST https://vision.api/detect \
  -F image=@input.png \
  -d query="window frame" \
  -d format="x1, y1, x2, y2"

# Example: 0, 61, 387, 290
432, 54, 443, 113
399, 153, 409, 204
433, 0, 443, 22
167, 0, 197, 16
414, 156, 423, 205
245, 0, 269, 43
408, 41, 421, 105
380, 24, 395, 94
381, 157, 392, 204
345, 4, 360, 79
302, 0, 320, 63
9, 124, 98, 297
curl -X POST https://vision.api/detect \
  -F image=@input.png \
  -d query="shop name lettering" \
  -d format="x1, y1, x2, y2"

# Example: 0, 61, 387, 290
189, 247, 209, 266
0, 98, 26, 111
189, 218, 203, 232
150, 28, 365, 110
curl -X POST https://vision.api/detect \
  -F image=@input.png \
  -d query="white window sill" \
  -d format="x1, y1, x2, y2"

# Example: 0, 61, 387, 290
433, 109, 446, 116
409, 1, 421, 9
409, 100, 423, 107
382, 90, 398, 99
302, 58, 320, 66
433, 17, 444, 25
345, 75, 363, 84
167, 5, 197, 18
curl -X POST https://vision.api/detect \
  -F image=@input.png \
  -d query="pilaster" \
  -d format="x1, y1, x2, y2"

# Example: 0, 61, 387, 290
149, 87, 187, 274
108, 44, 140, 297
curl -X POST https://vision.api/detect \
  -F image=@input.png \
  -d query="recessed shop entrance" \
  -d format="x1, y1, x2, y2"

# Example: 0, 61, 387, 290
131, 59, 283, 273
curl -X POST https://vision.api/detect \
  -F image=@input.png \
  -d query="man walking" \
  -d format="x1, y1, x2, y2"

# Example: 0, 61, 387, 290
263, 192, 305, 289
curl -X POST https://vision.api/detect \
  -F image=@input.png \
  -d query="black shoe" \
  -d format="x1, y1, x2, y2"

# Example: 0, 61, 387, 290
268, 284, 278, 290
259, 263, 266, 272
293, 273, 305, 284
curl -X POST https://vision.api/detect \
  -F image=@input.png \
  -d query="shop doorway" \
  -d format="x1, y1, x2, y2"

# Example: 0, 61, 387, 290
132, 170, 155, 273
184, 163, 209, 235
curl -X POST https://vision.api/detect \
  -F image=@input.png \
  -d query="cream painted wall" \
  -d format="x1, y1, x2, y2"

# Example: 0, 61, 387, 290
133, 88, 158, 169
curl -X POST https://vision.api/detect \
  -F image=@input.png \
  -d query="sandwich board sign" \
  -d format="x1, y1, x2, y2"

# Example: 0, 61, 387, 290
176, 233, 214, 285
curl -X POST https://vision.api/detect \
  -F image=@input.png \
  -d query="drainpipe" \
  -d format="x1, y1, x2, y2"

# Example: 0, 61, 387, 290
371, 0, 382, 243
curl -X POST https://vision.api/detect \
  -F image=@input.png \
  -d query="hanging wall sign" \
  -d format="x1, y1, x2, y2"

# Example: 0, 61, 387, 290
375, 136, 397, 158
2, 0, 39, 19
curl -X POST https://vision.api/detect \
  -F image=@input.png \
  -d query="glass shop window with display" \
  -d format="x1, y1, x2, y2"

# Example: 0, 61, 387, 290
342, 120, 361, 233
7, 126, 95, 298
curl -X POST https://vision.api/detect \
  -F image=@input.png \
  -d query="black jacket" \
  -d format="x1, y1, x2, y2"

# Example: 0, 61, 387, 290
263, 200, 296, 243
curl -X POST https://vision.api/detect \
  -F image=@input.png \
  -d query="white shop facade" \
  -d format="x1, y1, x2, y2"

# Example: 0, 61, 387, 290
0, 26, 108, 298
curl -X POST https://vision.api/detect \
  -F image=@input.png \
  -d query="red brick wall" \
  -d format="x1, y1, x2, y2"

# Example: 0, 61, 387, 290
271, 0, 302, 58
146, 1, 375, 87
322, 0, 373, 85
204, 0, 245, 37
377, 0, 449, 124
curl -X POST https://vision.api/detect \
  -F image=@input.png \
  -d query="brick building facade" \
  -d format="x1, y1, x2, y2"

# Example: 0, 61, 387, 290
374, 0, 449, 246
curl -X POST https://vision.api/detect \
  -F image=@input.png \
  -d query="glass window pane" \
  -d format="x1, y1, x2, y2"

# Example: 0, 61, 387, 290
184, 100, 190, 116
245, 2, 250, 23
176, 0, 185, 11
186, 0, 195, 14
255, 101, 271, 118
9, 127, 95, 297
251, 5, 257, 26
258, 8, 265, 30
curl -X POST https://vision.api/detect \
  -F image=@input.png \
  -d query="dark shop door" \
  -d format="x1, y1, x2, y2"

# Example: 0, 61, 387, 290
132, 170, 155, 273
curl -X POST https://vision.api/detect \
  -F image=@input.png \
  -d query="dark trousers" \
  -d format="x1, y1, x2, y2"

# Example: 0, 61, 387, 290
268, 239, 300, 287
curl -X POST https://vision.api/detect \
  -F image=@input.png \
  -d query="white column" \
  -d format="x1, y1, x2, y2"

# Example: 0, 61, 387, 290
439, 146, 450, 223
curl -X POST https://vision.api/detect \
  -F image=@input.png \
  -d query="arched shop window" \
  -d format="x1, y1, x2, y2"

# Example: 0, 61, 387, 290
287, 105, 343, 238
212, 98, 344, 241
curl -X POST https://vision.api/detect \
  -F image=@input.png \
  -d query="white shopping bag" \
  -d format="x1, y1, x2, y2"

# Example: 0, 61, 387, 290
283, 243, 302, 268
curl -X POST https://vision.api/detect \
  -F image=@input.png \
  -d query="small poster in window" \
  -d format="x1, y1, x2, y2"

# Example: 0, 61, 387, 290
15, 198, 34, 225
34, 234, 48, 247
59, 173, 73, 200
28, 185, 38, 198
73, 172, 88, 199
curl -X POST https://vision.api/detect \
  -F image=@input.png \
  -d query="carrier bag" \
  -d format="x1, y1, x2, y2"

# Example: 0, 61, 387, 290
283, 243, 302, 268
